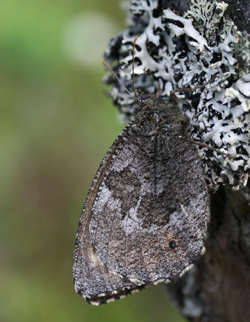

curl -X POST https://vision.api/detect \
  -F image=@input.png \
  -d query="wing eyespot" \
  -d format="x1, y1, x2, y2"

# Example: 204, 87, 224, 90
169, 240, 177, 249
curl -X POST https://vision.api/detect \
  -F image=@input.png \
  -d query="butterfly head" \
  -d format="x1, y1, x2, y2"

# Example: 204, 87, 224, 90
135, 89, 155, 103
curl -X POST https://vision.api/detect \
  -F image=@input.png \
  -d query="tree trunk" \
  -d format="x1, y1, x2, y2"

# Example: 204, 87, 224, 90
163, 1, 250, 321
168, 185, 250, 321
104, 1, 250, 319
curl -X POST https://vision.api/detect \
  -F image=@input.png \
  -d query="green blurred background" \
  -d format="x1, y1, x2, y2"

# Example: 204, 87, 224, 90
1, 0, 187, 321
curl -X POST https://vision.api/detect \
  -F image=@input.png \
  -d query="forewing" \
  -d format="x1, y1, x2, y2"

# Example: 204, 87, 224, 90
73, 122, 149, 305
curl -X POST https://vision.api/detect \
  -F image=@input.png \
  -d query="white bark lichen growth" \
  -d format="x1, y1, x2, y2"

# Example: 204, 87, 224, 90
104, 0, 250, 189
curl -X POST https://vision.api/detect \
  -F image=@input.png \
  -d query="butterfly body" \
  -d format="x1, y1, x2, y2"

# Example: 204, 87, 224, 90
73, 92, 209, 305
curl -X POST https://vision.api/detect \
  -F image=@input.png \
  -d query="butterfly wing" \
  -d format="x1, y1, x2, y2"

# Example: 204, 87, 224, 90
73, 122, 150, 305
73, 117, 209, 304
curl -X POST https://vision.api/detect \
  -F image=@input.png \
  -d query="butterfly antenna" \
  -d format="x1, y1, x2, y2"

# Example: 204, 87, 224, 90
102, 59, 131, 95
171, 73, 219, 94
132, 35, 141, 97
156, 80, 162, 98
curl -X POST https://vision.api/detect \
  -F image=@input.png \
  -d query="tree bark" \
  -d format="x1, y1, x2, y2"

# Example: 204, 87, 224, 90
168, 184, 250, 321
164, 2, 250, 321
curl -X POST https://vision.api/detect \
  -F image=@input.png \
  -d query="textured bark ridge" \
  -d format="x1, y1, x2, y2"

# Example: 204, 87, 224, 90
168, 184, 250, 321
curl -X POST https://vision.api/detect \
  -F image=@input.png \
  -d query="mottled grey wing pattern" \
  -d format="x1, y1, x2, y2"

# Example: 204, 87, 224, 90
73, 123, 150, 305
73, 96, 209, 305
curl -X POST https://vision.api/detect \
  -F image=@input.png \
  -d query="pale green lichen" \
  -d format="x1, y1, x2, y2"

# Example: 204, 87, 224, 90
186, 0, 250, 77
185, 0, 229, 46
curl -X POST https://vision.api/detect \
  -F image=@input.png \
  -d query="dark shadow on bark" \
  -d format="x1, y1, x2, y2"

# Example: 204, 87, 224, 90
168, 184, 250, 321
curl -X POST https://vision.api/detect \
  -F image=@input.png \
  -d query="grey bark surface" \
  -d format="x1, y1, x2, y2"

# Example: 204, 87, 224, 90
168, 185, 250, 321
163, 1, 250, 321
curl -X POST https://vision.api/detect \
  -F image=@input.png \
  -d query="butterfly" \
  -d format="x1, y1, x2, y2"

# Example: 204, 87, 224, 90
72, 84, 209, 305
